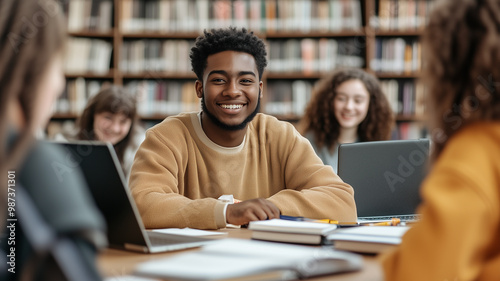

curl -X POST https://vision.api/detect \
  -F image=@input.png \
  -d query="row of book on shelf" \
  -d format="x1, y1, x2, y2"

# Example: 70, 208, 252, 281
64, 38, 113, 75
119, 38, 365, 75
63, 0, 436, 35
380, 79, 425, 116
121, 0, 362, 33
54, 78, 107, 115
64, 0, 113, 33
63, 37, 423, 77
267, 38, 364, 74
56, 78, 425, 121
54, 78, 200, 117
120, 40, 194, 74
373, 0, 435, 31
126, 80, 201, 116
371, 38, 421, 74
265, 80, 313, 117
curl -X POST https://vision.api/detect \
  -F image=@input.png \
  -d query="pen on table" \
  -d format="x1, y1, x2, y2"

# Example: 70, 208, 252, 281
281, 216, 338, 223
312, 219, 360, 227
366, 218, 401, 226
279, 215, 360, 227
279, 215, 306, 221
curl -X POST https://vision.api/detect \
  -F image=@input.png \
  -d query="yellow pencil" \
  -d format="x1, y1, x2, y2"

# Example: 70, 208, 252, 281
366, 218, 401, 226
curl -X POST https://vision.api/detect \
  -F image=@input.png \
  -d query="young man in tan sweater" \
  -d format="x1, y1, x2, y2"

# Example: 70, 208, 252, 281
129, 27, 357, 229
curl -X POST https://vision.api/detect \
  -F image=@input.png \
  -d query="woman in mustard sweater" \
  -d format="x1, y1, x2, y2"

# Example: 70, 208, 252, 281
381, 0, 500, 280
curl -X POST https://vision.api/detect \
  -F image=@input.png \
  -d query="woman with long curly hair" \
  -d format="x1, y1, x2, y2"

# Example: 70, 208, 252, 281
300, 68, 394, 172
381, 0, 500, 280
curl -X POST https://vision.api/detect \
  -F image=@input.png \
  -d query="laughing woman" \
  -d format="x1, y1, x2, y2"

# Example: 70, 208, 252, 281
71, 86, 144, 178
300, 68, 394, 172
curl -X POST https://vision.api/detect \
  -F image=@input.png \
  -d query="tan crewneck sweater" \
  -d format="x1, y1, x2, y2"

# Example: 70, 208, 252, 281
129, 112, 357, 229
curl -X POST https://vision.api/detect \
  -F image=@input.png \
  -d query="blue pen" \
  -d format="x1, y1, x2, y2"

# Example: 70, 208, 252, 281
279, 215, 306, 221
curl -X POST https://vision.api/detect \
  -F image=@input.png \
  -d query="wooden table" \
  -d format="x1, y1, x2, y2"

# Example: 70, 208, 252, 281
98, 228, 384, 280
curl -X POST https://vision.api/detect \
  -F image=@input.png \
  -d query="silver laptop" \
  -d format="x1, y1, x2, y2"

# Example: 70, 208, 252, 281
56, 141, 212, 253
337, 139, 430, 222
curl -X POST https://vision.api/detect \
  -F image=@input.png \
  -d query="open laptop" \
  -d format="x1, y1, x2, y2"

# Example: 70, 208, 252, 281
337, 139, 430, 222
56, 141, 212, 253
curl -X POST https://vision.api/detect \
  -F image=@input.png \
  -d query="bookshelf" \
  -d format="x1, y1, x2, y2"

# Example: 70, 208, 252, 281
50, 0, 434, 140
367, 0, 434, 139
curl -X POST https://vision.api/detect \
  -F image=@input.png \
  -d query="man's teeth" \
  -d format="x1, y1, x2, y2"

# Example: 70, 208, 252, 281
220, 104, 243, 109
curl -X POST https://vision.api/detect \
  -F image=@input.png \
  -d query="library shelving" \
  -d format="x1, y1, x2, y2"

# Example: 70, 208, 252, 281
368, 0, 434, 139
51, 0, 434, 140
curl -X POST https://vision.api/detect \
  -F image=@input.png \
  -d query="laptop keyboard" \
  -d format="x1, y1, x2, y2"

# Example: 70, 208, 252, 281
359, 214, 420, 222
147, 231, 209, 246
149, 235, 185, 246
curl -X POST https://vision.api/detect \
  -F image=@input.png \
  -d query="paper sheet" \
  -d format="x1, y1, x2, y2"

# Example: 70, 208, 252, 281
152, 228, 227, 237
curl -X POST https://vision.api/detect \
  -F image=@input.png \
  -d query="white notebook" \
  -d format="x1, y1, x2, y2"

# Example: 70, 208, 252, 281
328, 226, 410, 254
248, 219, 337, 235
248, 219, 338, 245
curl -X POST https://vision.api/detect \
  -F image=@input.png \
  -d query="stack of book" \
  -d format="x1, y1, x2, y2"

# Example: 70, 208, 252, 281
248, 219, 338, 245
328, 226, 410, 254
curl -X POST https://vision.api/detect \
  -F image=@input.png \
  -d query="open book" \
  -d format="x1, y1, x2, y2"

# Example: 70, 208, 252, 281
328, 226, 410, 254
133, 239, 362, 281
248, 219, 338, 245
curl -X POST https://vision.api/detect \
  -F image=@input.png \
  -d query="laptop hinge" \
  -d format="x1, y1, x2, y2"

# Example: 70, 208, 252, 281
124, 243, 149, 253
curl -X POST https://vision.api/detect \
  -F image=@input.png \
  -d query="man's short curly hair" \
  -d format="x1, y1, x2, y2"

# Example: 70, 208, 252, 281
190, 27, 268, 81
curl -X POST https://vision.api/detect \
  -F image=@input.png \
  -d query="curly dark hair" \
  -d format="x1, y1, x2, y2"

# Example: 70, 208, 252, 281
300, 68, 394, 151
423, 0, 500, 160
77, 85, 138, 168
190, 27, 268, 80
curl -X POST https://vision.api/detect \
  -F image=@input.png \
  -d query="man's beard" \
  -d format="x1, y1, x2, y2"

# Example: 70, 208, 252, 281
201, 95, 261, 131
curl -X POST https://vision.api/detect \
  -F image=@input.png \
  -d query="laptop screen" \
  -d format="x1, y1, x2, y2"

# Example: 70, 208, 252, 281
57, 141, 148, 248
337, 139, 430, 218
